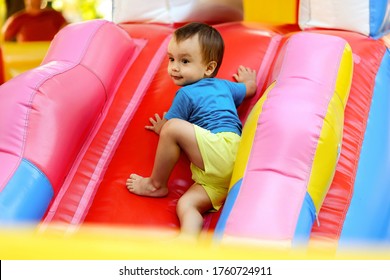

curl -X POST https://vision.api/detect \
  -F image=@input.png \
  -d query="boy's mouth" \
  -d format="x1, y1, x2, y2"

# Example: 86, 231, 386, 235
171, 75, 182, 81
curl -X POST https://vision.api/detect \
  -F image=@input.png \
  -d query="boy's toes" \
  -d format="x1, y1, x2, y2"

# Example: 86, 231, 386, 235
130, 174, 142, 180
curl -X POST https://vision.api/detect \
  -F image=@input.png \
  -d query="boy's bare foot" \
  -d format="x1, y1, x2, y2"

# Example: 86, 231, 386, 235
126, 174, 168, 197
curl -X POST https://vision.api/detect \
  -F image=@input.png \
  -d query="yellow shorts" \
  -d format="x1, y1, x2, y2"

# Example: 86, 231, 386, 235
191, 125, 241, 211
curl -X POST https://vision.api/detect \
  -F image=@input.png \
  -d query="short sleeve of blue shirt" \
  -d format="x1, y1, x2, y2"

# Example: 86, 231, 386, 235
224, 79, 246, 106
165, 88, 192, 121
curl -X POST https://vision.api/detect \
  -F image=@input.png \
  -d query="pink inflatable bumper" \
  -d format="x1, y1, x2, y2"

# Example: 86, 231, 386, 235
0, 20, 135, 222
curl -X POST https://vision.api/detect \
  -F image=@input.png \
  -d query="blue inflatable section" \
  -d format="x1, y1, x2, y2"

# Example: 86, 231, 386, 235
0, 158, 53, 223
214, 179, 242, 240
215, 181, 317, 245
370, 0, 390, 38
293, 192, 316, 246
339, 50, 390, 245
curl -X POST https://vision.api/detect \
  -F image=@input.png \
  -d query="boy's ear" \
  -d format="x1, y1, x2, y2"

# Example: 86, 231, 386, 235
204, 61, 217, 77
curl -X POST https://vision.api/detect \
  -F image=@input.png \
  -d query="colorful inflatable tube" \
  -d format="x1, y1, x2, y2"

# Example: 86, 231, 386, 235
215, 32, 353, 245
0, 20, 135, 223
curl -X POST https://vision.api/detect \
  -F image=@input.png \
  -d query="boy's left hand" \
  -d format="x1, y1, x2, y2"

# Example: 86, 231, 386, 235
233, 65, 257, 98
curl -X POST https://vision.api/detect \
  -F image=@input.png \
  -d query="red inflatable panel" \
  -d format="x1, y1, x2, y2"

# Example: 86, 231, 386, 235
43, 24, 174, 225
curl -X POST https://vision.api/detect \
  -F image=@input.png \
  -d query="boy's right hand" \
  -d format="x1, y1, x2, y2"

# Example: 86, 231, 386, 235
145, 112, 167, 135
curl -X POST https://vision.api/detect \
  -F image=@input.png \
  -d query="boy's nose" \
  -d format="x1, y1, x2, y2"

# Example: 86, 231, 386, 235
171, 63, 179, 71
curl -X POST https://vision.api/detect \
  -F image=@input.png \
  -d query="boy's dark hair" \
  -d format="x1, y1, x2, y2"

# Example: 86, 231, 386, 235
174, 22, 224, 77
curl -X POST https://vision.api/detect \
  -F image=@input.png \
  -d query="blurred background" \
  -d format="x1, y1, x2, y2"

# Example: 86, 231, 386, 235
0, 0, 113, 82
0, 0, 112, 26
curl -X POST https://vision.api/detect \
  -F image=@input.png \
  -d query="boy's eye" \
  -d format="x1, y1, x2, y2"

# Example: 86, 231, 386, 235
168, 57, 174, 62
182, 59, 190, 64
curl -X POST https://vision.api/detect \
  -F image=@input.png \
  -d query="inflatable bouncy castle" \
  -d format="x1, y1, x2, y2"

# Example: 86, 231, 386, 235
0, 0, 389, 259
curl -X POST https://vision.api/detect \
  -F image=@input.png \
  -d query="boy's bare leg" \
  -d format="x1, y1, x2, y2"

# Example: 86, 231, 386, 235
176, 183, 213, 238
127, 119, 204, 197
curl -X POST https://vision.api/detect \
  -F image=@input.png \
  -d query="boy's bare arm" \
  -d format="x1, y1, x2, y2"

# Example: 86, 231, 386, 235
145, 112, 167, 135
233, 65, 257, 98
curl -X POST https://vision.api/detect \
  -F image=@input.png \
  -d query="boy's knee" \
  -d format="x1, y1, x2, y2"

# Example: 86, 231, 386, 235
161, 118, 182, 137
176, 196, 185, 212
176, 196, 191, 215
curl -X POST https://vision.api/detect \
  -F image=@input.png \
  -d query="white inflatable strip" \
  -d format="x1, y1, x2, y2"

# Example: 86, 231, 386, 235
112, 0, 171, 23
112, 0, 243, 24
299, 0, 370, 36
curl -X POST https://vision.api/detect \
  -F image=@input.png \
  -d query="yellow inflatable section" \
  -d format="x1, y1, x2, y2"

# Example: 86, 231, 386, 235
243, 0, 298, 24
0, 225, 306, 259
307, 43, 353, 211
1, 225, 388, 260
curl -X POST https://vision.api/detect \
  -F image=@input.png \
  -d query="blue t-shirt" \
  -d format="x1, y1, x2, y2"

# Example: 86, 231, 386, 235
165, 78, 246, 135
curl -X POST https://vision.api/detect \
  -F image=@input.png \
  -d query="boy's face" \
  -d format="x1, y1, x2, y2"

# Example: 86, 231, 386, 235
167, 35, 214, 86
